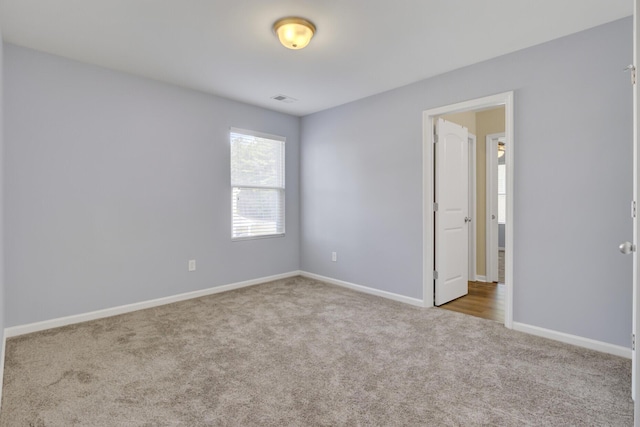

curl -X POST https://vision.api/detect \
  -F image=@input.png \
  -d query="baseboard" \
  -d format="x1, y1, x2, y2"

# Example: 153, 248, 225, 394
5, 271, 301, 338
7, 272, 626, 362
300, 271, 425, 307
512, 322, 631, 359
475, 275, 488, 282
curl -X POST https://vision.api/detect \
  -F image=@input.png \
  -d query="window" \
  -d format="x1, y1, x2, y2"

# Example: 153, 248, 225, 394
230, 128, 285, 239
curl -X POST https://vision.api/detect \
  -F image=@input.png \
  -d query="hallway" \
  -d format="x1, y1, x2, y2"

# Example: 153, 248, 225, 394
440, 281, 505, 322
440, 250, 505, 322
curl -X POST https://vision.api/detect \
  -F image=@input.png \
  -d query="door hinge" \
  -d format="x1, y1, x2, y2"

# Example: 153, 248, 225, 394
632, 201, 637, 219
433, 202, 439, 212
434, 133, 439, 144
625, 64, 636, 85
633, 333, 636, 351
433, 270, 439, 280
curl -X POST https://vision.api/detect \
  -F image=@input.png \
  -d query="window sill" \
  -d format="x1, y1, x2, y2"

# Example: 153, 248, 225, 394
232, 233, 285, 242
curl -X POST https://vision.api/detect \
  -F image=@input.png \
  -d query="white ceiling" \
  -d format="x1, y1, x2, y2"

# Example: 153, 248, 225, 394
0, 0, 633, 116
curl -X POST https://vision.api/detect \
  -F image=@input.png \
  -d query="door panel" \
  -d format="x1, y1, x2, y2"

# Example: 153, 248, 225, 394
435, 118, 469, 306
633, 0, 639, 414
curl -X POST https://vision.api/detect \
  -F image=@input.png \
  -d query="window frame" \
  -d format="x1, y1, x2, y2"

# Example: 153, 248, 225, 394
230, 127, 286, 241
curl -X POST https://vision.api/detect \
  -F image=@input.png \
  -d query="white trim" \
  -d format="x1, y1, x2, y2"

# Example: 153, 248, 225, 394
513, 322, 631, 359
423, 91, 515, 328
486, 132, 504, 284
468, 133, 477, 282
5, 271, 301, 338
504, 93, 514, 329
229, 127, 286, 142
300, 271, 425, 307
422, 114, 435, 308
475, 275, 488, 283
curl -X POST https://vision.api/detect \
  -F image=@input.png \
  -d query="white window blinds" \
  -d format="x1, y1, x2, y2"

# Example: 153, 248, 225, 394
230, 128, 285, 239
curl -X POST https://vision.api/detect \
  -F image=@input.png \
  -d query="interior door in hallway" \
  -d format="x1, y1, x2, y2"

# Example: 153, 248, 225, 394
435, 118, 469, 306
632, 0, 640, 419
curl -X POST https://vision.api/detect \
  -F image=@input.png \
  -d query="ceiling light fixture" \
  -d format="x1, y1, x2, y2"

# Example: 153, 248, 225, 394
273, 17, 316, 50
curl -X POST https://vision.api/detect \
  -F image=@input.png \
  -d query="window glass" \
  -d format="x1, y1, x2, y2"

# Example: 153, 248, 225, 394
230, 129, 285, 239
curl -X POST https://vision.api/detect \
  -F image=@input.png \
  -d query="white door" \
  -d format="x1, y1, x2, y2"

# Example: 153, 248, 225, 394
435, 118, 469, 306
632, 0, 640, 419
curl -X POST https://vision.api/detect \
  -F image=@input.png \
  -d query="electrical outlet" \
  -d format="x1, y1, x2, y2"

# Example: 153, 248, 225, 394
331, 252, 337, 262
188, 260, 196, 272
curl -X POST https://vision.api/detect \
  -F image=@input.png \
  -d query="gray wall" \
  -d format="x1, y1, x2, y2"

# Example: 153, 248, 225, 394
4, 45, 300, 327
3, 18, 633, 349
301, 18, 633, 347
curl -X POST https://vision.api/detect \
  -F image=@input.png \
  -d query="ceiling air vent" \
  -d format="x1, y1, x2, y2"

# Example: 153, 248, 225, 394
271, 94, 298, 104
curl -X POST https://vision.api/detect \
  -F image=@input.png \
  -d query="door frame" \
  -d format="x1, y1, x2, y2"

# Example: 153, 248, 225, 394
486, 132, 505, 283
422, 91, 514, 328
632, 0, 639, 415
469, 134, 478, 282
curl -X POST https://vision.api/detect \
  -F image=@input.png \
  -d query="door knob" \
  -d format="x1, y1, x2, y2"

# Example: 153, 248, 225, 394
619, 241, 636, 254
464, 217, 472, 223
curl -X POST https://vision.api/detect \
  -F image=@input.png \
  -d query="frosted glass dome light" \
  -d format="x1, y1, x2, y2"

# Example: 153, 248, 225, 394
273, 17, 316, 50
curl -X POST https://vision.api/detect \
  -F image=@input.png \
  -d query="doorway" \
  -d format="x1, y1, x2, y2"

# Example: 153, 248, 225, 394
423, 92, 514, 328
487, 133, 506, 284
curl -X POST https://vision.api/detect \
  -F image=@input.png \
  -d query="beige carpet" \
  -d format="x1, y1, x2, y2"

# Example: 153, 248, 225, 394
0, 276, 633, 426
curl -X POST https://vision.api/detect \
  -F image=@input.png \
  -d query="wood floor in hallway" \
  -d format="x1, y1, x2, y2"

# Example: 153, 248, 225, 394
439, 281, 505, 322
